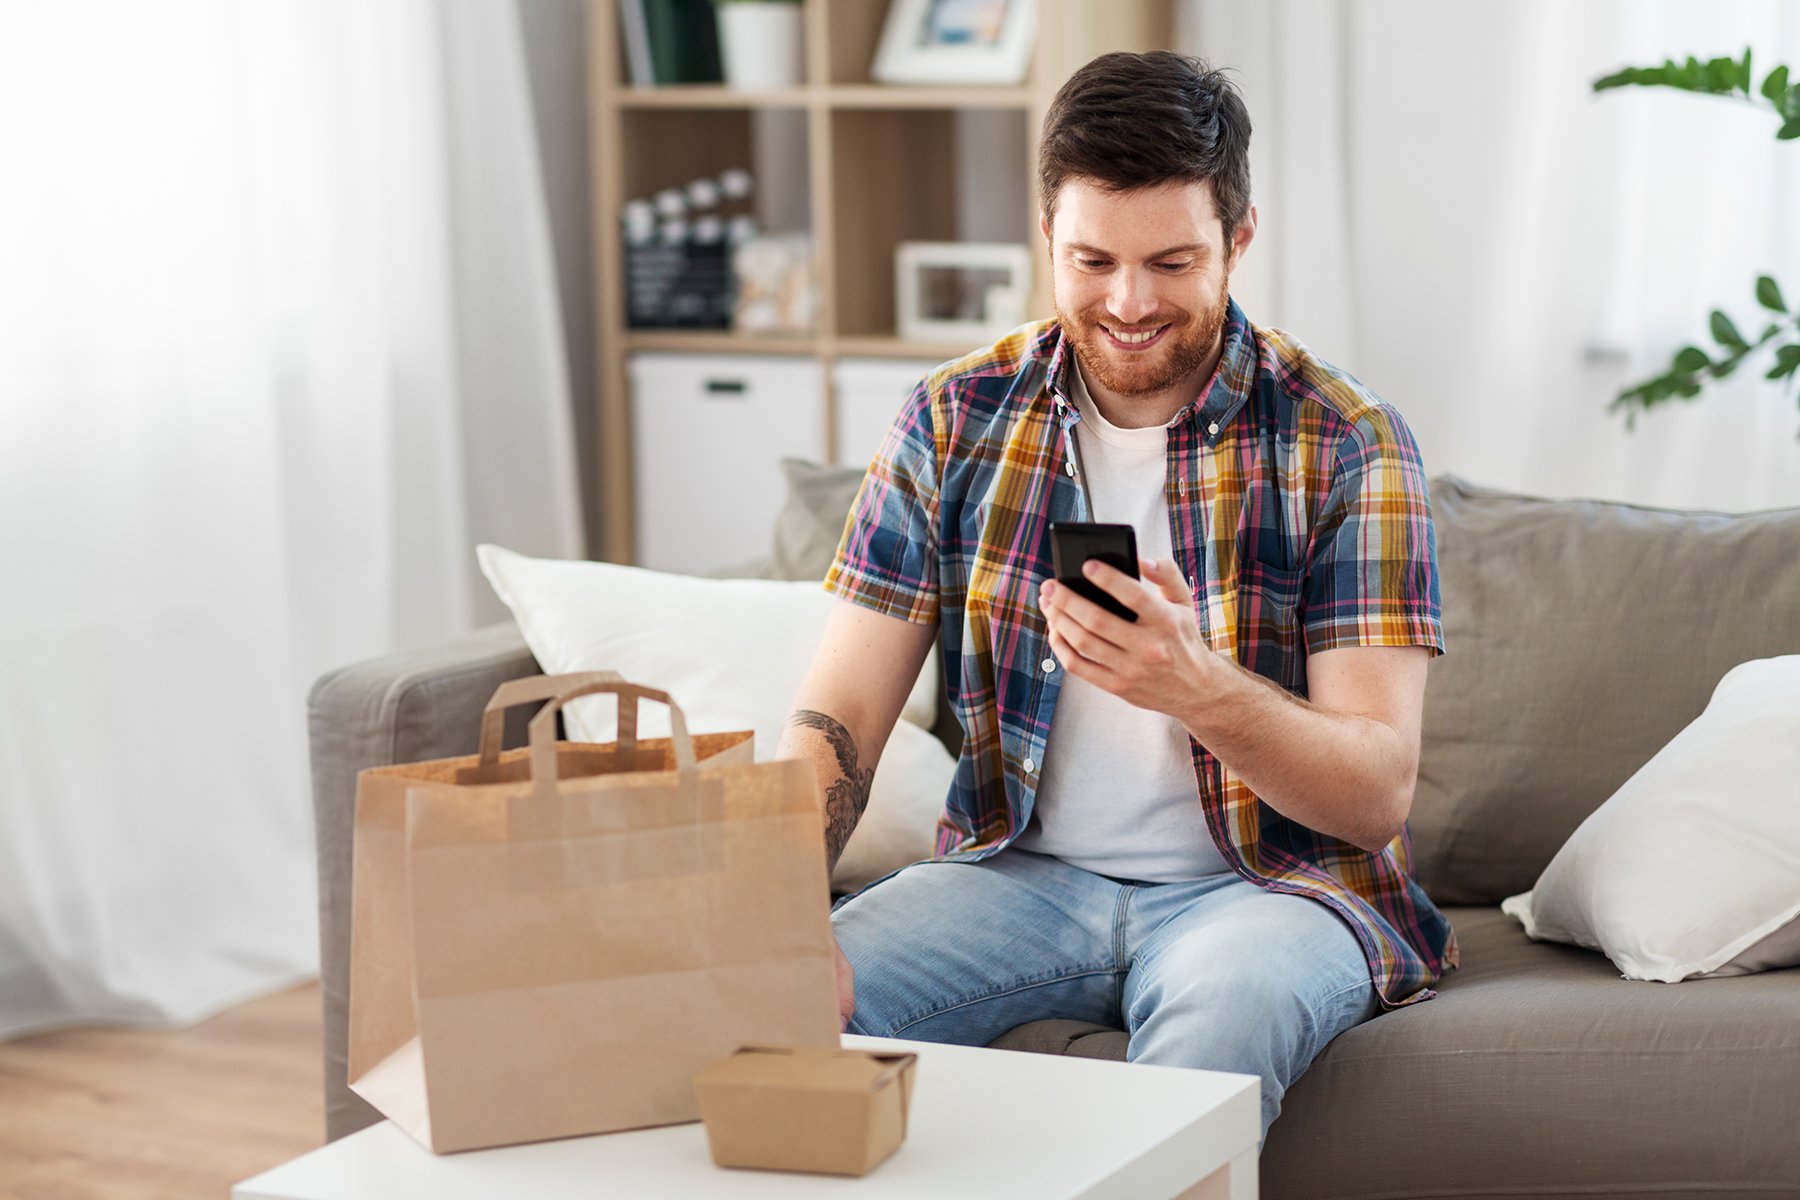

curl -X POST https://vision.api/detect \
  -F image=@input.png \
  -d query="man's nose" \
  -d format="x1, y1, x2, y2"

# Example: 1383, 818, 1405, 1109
1106, 270, 1158, 326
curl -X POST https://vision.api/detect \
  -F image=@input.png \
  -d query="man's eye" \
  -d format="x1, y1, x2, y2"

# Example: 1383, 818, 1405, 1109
1157, 261, 1190, 272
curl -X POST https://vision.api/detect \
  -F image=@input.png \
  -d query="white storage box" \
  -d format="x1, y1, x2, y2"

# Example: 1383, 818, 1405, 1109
630, 353, 825, 575
831, 358, 937, 469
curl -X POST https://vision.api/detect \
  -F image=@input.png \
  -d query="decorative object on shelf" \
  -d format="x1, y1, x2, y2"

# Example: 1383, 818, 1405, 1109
734, 233, 817, 334
623, 169, 756, 329
619, 0, 724, 86
714, 0, 805, 90
871, 0, 1036, 86
895, 241, 1031, 344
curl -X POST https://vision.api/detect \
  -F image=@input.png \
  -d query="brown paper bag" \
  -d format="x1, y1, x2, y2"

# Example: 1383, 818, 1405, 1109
346, 673, 841, 1153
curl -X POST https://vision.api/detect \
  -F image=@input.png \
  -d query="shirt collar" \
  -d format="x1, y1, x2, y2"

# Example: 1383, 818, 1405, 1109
1045, 298, 1256, 447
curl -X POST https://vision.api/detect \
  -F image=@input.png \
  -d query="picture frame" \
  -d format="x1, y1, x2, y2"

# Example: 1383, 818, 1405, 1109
895, 241, 1033, 344
870, 0, 1037, 86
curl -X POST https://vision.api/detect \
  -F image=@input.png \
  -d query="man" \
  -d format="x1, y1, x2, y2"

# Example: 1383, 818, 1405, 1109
776, 51, 1455, 1140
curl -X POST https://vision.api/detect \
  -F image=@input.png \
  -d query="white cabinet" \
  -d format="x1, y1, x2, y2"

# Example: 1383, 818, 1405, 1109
831, 357, 936, 470
629, 353, 825, 575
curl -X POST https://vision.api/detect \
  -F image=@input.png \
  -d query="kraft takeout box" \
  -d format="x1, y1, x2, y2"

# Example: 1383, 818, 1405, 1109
694, 1045, 918, 1177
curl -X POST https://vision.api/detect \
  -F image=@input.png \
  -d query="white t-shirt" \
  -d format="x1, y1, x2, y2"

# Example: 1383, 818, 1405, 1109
1012, 365, 1232, 882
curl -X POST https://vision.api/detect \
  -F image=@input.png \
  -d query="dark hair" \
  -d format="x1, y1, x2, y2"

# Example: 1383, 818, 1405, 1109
1038, 51, 1252, 242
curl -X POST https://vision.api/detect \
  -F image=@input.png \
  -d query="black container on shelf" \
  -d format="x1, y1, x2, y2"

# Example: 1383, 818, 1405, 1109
624, 238, 733, 330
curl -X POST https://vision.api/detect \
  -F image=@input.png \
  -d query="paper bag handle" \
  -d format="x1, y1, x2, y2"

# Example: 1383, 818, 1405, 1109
526, 681, 698, 803
477, 671, 625, 767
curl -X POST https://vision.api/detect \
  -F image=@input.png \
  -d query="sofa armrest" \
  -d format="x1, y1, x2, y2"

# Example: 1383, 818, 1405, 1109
308, 621, 541, 1143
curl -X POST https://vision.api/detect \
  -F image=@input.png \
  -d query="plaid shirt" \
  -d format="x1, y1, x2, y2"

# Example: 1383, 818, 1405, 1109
823, 300, 1457, 1008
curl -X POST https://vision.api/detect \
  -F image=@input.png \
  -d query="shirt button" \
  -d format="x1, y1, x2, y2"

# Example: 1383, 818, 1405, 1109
1041, 657, 1055, 673
1023, 757, 1036, 774
1064, 461, 1076, 476
1208, 422, 1220, 436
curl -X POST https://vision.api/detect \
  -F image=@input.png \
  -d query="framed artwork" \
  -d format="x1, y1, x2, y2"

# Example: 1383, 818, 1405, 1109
870, 0, 1037, 86
895, 241, 1032, 344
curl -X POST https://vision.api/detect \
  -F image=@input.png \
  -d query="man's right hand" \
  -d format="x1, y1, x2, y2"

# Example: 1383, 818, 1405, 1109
833, 934, 856, 1033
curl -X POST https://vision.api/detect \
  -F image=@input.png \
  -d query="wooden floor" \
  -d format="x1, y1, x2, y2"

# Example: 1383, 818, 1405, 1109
0, 982, 324, 1200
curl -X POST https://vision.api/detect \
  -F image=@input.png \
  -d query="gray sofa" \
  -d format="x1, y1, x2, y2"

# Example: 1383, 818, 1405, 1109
308, 475, 1800, 1199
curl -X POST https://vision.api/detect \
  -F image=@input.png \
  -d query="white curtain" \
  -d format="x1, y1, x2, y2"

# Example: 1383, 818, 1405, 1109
1181, 0, 1800, 512
0, 1, 583, 1038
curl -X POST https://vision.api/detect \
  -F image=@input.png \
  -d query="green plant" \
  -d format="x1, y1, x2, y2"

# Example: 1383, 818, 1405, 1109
1593, 50, 1800, 429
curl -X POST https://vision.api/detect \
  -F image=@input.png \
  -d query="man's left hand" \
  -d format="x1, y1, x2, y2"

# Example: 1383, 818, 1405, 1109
1038, 558, 1219, 716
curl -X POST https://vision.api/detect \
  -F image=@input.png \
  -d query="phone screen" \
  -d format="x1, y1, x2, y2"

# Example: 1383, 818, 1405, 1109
1049, 522, 1140, 623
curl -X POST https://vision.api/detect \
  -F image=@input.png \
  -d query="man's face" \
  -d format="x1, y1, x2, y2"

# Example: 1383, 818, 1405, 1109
1045, 177, 1248, 407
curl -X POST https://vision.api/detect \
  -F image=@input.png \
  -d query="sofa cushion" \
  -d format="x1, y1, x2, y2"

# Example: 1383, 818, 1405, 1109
771, 457, 866, 581
993, 909, 1800, 1199
1265, 908, 1800, 1198
769, 457, 964, 758
1503, 655, 1800, 981
475, 544, 953, 893
1408, 476, 1800, 905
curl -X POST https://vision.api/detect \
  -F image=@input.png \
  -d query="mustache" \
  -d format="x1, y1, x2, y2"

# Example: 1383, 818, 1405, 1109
1092, 310, 1189, 327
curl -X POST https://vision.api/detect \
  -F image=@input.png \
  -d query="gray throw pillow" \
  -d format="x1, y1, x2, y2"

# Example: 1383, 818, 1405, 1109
1408, 475, 1800, 905
769, 457, 867, 582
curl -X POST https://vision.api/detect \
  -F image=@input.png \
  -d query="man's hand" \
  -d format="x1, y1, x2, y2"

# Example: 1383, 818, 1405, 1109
1040, 552, 1430, 852
1038, 557, 1220, 716
832, 933, 856, 1033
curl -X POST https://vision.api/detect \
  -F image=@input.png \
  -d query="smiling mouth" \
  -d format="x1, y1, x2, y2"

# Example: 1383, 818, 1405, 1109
1102, 323, 1169, 349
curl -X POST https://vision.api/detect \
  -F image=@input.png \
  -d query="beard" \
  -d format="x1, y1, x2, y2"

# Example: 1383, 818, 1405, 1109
1055, 273, 1231, 400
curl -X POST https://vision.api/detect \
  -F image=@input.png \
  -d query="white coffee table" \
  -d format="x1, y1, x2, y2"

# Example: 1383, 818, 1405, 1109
236, 1035, 1260, 1199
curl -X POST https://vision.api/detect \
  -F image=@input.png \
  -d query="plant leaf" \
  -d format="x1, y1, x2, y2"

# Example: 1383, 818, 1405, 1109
1763, 64, 1790, 102
1709, 309, 1747, 349
1776, 343, 1800, 368
1779, 117, 1800, 140
1672, 345, 1711, 372
1594, 55, 1758, 97
1756, 275, 1788, 312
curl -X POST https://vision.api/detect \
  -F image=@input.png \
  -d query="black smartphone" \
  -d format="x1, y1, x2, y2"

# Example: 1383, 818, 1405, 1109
1049, 522, 1140, 623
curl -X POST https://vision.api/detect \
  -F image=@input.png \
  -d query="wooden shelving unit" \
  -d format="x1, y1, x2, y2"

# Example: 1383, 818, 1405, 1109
586, 0, 1173, 563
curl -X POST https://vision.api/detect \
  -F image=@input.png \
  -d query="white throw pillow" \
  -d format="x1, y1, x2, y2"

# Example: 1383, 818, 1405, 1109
476, 544, 951, 892
1501, 655, 1800, 982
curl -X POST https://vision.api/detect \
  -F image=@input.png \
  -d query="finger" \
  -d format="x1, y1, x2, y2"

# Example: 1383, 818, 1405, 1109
834, 941, 855, 1032
1139, 556, 1192, 605
1047, 624, 1087, 679
1043, 580, 1121, 649
1045, 575, 1137, 642
1049, 605, 1128, 674
1049, 623, 1125, 692
1080, 558, 1160, 617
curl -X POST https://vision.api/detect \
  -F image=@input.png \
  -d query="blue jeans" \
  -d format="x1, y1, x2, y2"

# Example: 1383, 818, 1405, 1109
831, 847, 1381, 1140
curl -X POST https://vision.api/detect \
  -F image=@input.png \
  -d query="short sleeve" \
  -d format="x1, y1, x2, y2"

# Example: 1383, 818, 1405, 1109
1302, 406, 1445, 657
823, 379, 940, 625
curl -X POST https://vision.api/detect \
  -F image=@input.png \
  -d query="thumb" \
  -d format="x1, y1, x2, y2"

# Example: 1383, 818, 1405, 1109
1141, 557, 1189, 603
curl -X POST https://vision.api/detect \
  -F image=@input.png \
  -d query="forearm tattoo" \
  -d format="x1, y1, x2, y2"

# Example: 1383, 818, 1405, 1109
789, 710, 874, 870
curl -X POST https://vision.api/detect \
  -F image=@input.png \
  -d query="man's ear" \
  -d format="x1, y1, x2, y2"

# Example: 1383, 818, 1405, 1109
1038, 208, 1052, 246
1228, 204, 1257, 271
